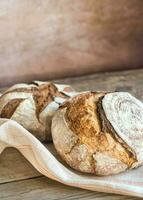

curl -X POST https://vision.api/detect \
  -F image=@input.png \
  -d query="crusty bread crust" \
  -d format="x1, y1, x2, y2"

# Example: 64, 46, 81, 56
52, 92, 138, 175
0, 81, 76, 141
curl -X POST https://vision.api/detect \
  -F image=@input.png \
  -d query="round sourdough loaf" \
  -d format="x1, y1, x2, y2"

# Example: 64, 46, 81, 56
0, 81, 77, 141
52, 92, 143, 175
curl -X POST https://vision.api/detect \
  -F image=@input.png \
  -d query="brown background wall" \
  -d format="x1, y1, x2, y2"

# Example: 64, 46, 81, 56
0, 0, 143, 86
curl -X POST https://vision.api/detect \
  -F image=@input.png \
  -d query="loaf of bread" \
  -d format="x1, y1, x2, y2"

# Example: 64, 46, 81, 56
52, 92, 143, 176
0, 81, 77, 141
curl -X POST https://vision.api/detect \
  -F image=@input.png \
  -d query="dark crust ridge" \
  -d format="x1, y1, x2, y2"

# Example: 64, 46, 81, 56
97, 97, 137, 168
0, 99, 24, 118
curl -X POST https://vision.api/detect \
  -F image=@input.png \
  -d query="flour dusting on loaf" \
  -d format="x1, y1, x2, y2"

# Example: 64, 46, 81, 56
102, 92, 143, 168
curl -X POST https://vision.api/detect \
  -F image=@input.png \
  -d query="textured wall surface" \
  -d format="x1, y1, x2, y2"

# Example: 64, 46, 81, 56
0, 0, 143, 86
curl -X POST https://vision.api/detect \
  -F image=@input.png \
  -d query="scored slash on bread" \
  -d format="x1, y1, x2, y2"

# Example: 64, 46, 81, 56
0, 81, 77, 141
52, 91, 143, 176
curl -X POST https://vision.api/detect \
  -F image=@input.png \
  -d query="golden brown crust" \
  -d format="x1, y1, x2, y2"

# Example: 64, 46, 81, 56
52, 92, 137, 175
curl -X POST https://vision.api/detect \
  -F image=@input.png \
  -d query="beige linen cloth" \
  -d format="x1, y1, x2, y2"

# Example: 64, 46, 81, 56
0, 119, 143, 198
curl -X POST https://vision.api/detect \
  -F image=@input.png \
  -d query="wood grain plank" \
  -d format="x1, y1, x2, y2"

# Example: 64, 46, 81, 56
0, 148, 41, 184
57, 69, 143, 101
0, 144, 59, 184
1, 69, 143, 99
1, 69, 143, 98
0, 177, 140, 200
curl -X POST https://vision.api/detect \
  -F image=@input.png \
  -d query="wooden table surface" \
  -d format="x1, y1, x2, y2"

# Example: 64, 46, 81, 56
0, 68, 143, 200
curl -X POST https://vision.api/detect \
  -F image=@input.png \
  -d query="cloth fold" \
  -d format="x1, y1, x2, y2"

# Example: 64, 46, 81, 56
0, 119, 143, 198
